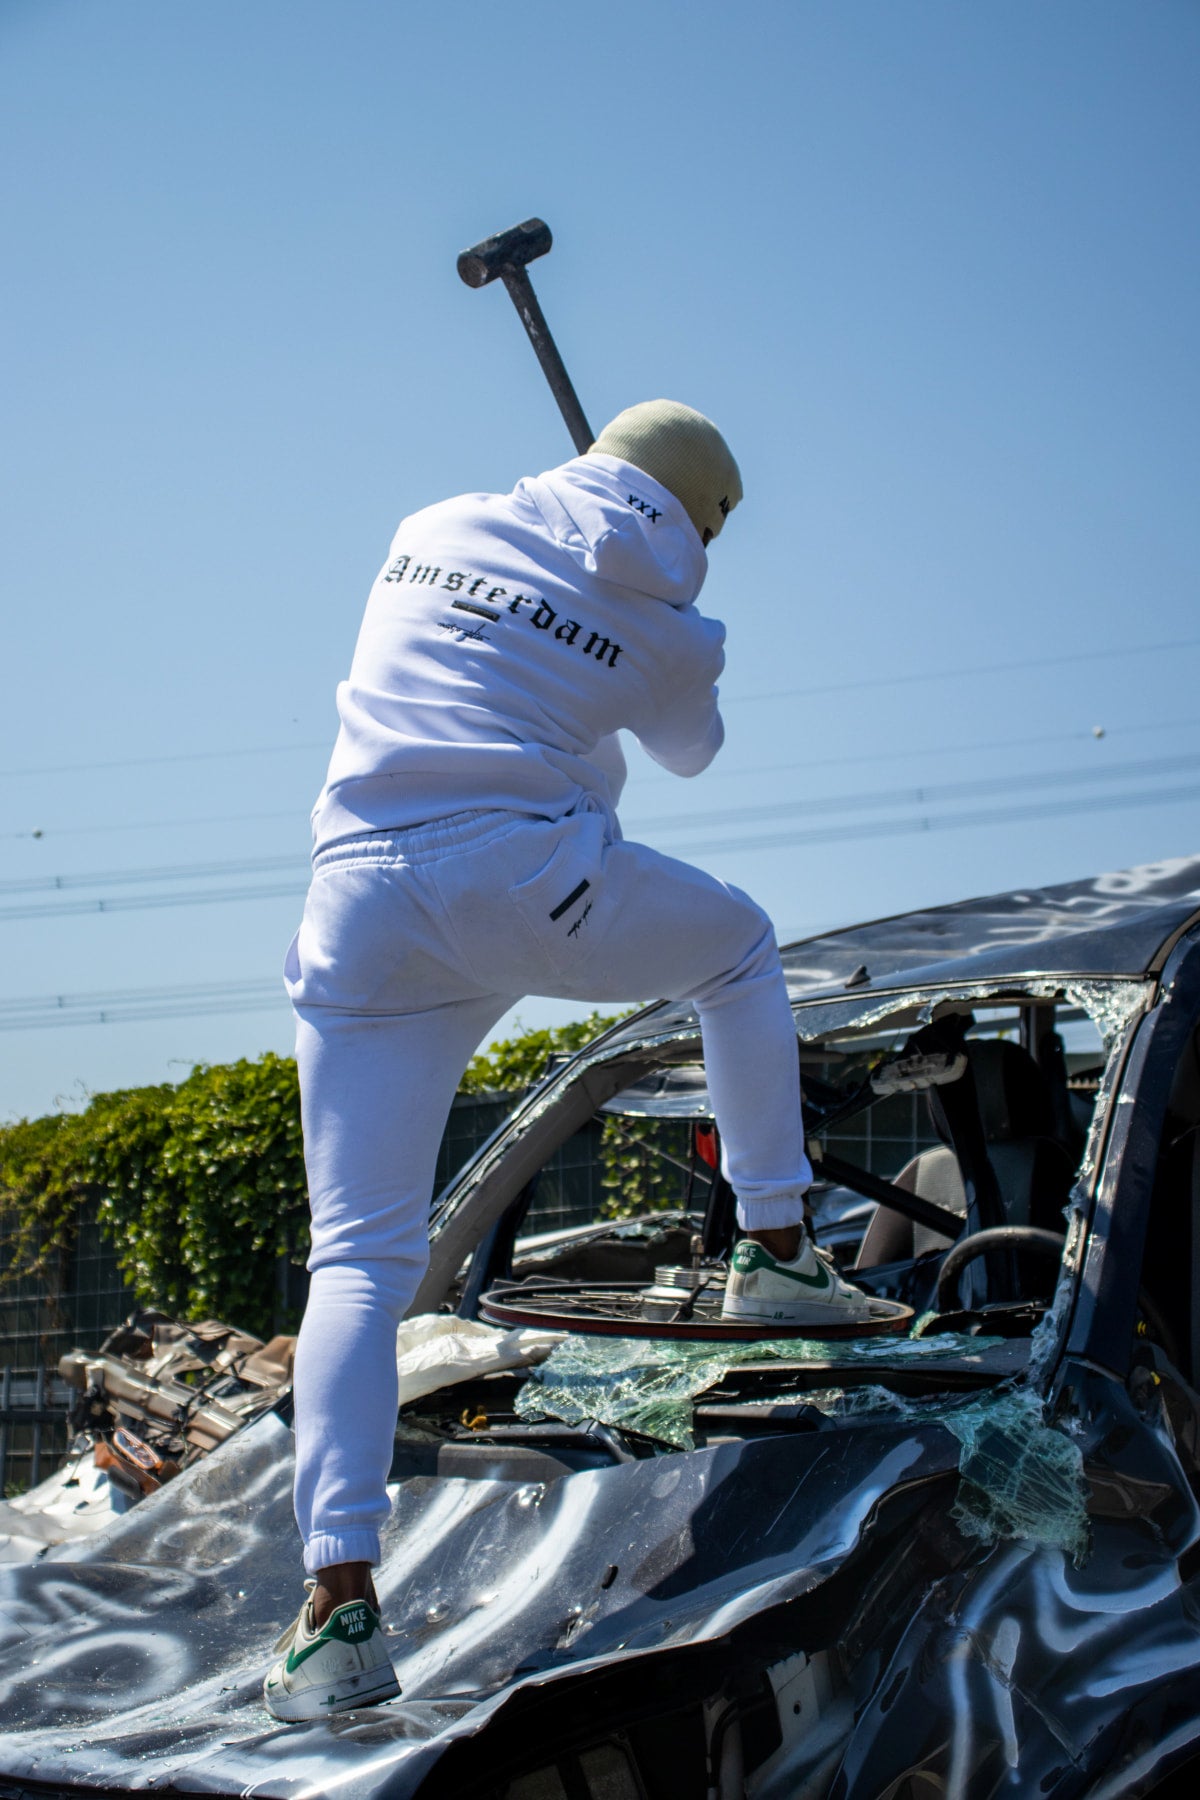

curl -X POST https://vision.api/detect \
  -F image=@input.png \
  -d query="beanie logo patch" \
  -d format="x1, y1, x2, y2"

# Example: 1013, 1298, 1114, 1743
626, 493, 662, 524
718, 495, 730, 517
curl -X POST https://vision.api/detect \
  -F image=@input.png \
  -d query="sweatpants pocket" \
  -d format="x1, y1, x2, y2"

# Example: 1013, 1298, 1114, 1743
508, 817, 606, 976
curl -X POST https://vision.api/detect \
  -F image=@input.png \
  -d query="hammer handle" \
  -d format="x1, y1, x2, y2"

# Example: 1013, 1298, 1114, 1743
500, 266, 594, 456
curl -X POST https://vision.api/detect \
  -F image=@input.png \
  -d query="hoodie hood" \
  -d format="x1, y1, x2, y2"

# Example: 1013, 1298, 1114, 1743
518, 454, 708, 608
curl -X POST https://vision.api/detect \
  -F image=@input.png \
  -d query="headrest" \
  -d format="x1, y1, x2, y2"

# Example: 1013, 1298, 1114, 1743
930, 1039, 1056, 1145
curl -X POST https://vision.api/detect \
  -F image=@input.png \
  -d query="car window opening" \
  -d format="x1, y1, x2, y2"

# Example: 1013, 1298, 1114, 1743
388, 990, 1133, 1481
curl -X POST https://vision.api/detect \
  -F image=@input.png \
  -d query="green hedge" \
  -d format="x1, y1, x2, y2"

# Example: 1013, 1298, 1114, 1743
0, 1013, 633, 1340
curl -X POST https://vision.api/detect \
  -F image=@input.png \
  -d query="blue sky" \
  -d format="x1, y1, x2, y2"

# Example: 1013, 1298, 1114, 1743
2, 0, 1198, 1122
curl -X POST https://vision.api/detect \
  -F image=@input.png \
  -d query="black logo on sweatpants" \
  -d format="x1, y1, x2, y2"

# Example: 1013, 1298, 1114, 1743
549, 879, 590, 923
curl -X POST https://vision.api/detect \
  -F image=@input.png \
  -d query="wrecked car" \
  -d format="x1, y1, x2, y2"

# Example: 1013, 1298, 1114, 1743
3, 856, 1200, 1798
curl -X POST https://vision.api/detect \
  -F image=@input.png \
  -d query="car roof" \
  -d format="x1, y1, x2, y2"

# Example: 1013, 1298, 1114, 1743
603, 855, 1200, 1044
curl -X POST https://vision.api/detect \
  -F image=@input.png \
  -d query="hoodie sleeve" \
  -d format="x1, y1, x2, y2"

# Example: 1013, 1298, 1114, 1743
634, 615, 726, 778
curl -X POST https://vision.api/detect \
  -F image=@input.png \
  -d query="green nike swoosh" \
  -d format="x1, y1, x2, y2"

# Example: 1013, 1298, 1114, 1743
733, 1242, 831, 1289
770, 1260, 831, 1290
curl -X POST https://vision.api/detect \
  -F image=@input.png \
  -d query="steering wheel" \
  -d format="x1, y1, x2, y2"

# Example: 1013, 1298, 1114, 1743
935, 1225, 1181, 1365
935, 1225, 1064, 1312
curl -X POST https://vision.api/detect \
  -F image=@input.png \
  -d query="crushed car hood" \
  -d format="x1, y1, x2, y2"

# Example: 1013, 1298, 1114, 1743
0, 1405, 954, 1795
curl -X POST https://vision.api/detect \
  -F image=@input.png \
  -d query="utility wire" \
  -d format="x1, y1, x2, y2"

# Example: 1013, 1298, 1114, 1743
634, 713, 1200, 787
5, 747, 1197, 904
5, 807, 301, 843
631, 748, 1200, 836
666, 778, 1200, 861
720, 633, 1200, 706
0, 852, 301, 899
4, 632, 1199, 781
0, 977, 279, 1015
3, 776, 1197, 925
0, 978, 286, 1032
0, 879, 306, 923
10, 714, 1200, 839
0, 740, 329, 780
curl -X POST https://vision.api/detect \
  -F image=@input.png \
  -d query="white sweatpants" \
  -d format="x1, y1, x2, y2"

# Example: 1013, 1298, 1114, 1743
285, 803, 811, 1573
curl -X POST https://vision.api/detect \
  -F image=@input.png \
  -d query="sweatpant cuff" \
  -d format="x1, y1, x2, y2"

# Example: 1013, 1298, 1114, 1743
735, 1192, 809, 1232
303, 1529, 381, 1575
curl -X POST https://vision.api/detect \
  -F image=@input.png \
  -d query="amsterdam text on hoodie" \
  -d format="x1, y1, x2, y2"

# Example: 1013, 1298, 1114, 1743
311, 454, 727, 853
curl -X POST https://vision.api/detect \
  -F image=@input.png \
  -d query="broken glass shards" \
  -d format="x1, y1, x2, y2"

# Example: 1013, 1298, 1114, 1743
514, 1337, 726, 1447
792, 1382, 1090, 1560
515, 1331, 1004, 1450
940, 1386, 1089, 1564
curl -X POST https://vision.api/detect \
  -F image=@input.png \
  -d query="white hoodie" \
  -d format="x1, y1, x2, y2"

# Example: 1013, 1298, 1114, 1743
311, 453, 727, 852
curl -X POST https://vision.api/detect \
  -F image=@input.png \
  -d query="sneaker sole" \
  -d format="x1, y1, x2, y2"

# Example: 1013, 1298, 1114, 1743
264, 1666, 401, 1722
721, 1294, 873, 1326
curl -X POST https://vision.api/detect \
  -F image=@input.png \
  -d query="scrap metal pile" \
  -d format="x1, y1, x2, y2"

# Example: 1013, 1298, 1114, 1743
61, 1310, 296, 1484
0, 1312, 295, 1559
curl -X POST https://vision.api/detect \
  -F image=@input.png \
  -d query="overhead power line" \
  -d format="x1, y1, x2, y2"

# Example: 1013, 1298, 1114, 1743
10, 714, 1200, 839
0, 740, 330, 781
5, 807, 301, 843
635, 713, 1200, 788
0, 852, 301, 899
666, 778, 1200, 861
631, 748, 1200, 836
2, 775, 1198, 926
0, 878, 306, 923
0, 978, 287, 1032
4, 781, 1200, 1029
720, 633, 1200, 706
4, 633, 1200, 781
4, 746, 1196, 913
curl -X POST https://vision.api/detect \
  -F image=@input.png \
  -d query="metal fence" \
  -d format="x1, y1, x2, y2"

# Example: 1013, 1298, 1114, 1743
437, 1096, 606, 1231
0, 1083, 939, 1493
0, 1365, 75, 1496
0, 1212, 135, 1394
0, 1093, 515, 1377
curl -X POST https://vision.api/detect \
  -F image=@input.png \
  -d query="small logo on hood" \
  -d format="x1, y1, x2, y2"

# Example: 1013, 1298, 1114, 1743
627, 493, 663, 523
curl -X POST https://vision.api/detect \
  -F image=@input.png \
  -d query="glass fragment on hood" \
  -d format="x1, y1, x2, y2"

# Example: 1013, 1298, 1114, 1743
780, 1384, 1090, 1561
941, 1386, 1089, 1564
515, 1331, 1003, 1450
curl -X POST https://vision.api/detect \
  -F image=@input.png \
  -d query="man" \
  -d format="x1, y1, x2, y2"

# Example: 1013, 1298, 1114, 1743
264, 400, 872, 1720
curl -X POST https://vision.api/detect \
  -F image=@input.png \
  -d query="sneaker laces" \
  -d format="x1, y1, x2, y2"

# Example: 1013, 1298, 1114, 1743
272, 1579, 317, 1654
809, 1240, 851, 1279
809, 1238, 872, 1305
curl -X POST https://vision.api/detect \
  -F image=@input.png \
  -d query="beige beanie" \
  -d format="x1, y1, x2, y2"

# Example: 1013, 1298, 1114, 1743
588, 399, 743, 543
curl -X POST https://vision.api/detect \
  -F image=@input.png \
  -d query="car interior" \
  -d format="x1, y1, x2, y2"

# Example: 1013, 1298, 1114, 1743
386, 997, 1114, 1483
455, 1002, 1096, 1320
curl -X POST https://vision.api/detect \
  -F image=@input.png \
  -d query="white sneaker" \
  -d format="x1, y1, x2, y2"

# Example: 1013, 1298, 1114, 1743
263, 1580, 400, 1721
721, 1235, 874, 1326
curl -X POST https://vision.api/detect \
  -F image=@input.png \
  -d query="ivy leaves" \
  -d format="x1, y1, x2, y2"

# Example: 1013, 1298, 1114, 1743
0, 1012, 634, 1339
0, 1057, 304, 1338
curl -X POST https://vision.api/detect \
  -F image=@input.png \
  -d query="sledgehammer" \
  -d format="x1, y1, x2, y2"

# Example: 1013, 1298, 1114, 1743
457, 218, 594, 456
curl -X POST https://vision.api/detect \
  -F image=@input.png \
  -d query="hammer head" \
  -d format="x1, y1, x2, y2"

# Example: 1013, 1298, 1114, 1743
457, 218, 552, 289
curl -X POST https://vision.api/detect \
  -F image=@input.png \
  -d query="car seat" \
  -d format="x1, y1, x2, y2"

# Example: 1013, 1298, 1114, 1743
854, 1038, 1078, 1269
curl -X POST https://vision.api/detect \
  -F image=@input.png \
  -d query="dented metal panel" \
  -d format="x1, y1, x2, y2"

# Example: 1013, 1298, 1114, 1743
2, 860, 1200, 1797
596, 855, 1200, 1053
0, 1409, 954, 1791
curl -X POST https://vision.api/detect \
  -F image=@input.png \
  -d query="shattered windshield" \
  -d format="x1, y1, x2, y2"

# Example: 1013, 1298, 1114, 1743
416, 980, 1147, 1457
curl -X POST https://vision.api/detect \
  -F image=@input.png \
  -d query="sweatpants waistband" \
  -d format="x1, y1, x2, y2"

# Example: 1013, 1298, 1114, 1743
311, 809, 539, 872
